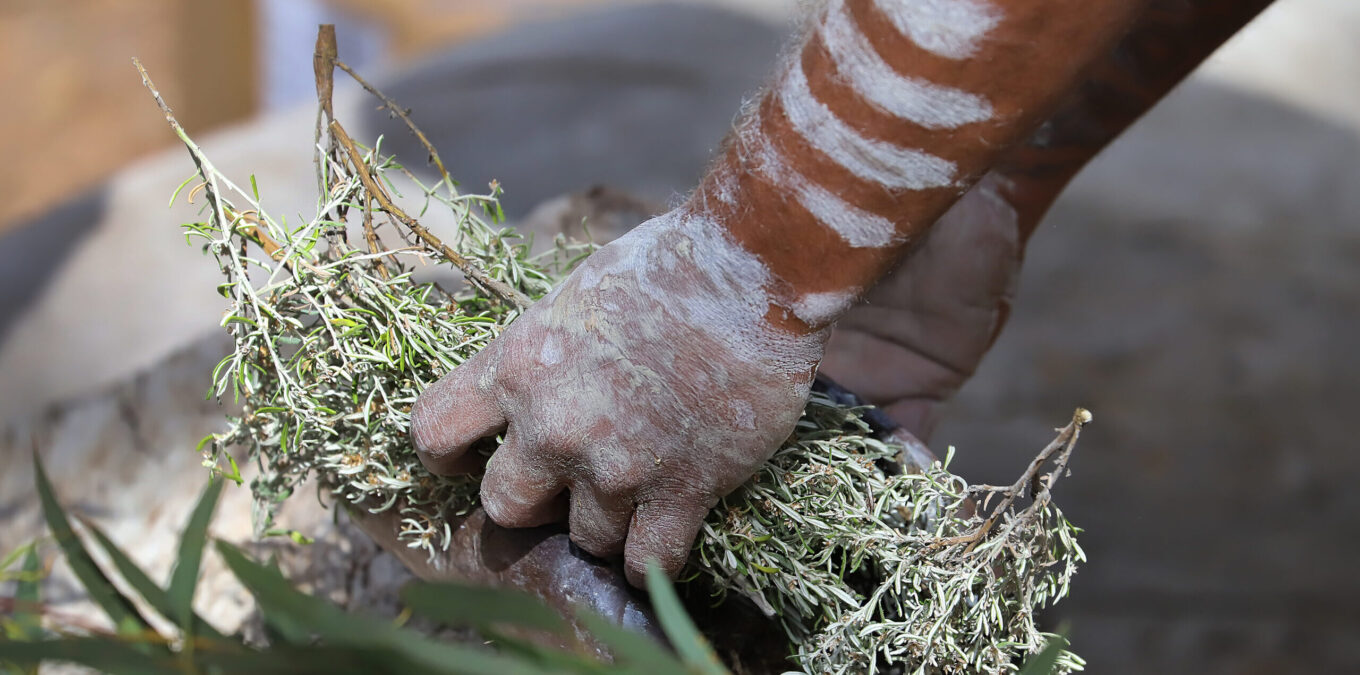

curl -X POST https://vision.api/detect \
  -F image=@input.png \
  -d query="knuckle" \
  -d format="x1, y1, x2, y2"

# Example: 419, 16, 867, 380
481, 488, 534, 528
570, 522, 627, 558
408, 397, 442, 457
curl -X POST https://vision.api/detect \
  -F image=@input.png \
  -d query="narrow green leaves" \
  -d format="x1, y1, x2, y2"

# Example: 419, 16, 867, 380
167, 478, 223, 631
399, 582, 570, 636
0, 638, 182, 675
32, 451, 152, 638
6, 546, 44, 641
214, 541, 552, 675
570, 610, 688, 675
644, 563, 724, 675
78, 518, 225, 642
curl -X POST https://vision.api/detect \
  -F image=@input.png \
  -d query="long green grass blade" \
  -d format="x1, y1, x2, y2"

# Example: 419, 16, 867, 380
10, 547, 44, 640
78, 517, 225, 641
214, 540, 556, 675
399, 582, 570, 636
0, 638, 180, 675
644, 563, 726, 675
477, 628, 606, 674
188, 643, 441, 675
167, 479, 223, 631
0, 541, 36, 575
31, 451, 151, 637
570, 609, 687, 675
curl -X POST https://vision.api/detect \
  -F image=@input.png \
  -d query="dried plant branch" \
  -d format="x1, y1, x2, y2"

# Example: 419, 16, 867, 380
926, 407, 1091, 554
334, 58, 457, 196
313, 25, 338, 125
361, 194, 391, 281
133, 59, 230, 255
330, 119, 532, 309
144, 28, 1088, 674
312, 25, 339, 189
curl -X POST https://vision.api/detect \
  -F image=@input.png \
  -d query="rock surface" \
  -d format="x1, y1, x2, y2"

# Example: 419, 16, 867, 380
4, 1, 1360, 672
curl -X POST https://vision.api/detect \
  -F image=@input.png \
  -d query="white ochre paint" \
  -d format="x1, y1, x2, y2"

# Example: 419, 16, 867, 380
821, 0, 993, 129
777, 61, 956, 190
789, 290, 858, 328
871, 0, 1001, 59
746, 130, 899, 248
577, 211, 824, 376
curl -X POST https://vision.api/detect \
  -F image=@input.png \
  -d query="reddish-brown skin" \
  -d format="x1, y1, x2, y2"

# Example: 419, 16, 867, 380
411, 0, 1279, 592
997, 0, 1278, 240
694, 0, 1152, 333
824, 0, 1276, 440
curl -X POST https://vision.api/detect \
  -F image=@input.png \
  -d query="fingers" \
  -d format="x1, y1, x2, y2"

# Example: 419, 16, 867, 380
624, 496, 710, 588
568, 483, 634, 558
410, 348, 505, 475
480, 436, 567, 528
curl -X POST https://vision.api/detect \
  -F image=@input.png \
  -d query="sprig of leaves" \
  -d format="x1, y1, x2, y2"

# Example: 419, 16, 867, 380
136, 47, 1086, 673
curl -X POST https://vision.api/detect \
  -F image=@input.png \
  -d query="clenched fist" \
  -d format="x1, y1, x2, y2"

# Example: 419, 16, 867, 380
411, 210, 825, 587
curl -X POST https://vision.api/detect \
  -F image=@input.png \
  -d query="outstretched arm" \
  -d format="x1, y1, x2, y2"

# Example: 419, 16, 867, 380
411, 0, 1154, 587
824, 0, 1274, 441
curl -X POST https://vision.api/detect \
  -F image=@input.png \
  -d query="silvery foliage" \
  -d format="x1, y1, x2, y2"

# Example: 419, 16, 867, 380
181, 124, 1084, 674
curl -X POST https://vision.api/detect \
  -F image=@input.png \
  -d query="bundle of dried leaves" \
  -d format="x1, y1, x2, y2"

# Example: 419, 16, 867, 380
138, 31, 1087, 673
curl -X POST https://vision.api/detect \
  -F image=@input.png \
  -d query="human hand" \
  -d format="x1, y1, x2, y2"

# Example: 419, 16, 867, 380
410, 209, 825, 587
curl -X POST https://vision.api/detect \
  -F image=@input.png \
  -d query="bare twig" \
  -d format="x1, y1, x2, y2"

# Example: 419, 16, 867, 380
334, 59, 457, 194
1014, 409, 1089, 532
329, 119, 532, 309
361, 194, 391, 280
927, 408, 1091, 553
313, 25, 338, 125
312, 25, 338, 187
133, 59, 229, 247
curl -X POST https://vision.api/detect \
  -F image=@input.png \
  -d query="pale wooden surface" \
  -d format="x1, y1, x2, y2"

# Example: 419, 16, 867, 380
0, 0, 257, 234
0, 0, 791, 236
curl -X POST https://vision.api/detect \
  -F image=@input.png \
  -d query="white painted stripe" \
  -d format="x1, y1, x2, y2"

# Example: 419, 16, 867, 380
778, 61, 956, 190
871, 0, 1001, 59
709, 165, 739, 206
821, 0, 992, 129
748, 133, 899, 248
789, 290, 858, 327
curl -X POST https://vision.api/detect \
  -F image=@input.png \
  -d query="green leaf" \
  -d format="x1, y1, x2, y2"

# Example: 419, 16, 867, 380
0, 638, 181, 675
476, 627, 605, 674
10, 547, 44, 640
1018, 634, 1069, 675
644, 562, 726, 675
167, 479, 223, 633
31, 451, 152, 637
187, 643, 433, 675
169, 172, 197, 208
0, 541, 36, 574
569, 609, 687, 675
263, 529, 314, 546
400, 582, 570, 636
214, 541, 554, 674
78, 517, 225, 642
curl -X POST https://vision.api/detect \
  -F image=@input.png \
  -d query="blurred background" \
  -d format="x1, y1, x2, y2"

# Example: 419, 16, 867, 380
2, 0, 1358, 672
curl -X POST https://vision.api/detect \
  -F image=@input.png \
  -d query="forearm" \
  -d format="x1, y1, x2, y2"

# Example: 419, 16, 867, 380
994, 0, 1276, 237
822, 0, 1274, 439
681, 0, 1151, 334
